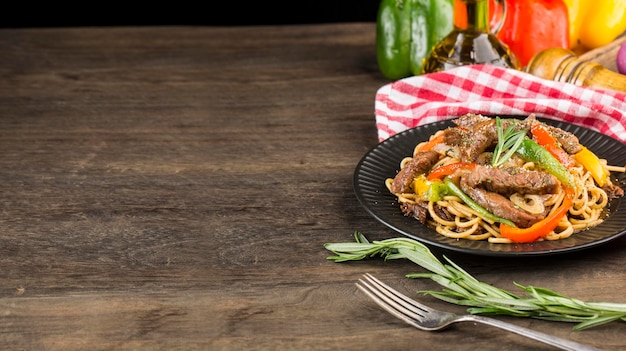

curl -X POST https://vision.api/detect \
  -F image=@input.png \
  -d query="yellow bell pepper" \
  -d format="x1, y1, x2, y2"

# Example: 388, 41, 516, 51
411, 175, 446, 202
412, 174, 431, 200
563, 0, 626, 50
573, 146, 608, 187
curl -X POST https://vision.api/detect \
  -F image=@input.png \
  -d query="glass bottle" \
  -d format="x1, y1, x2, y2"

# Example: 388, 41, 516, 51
422, 0, 520, 74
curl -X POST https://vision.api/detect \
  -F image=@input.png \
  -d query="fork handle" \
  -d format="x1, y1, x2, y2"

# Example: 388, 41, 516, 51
461, 315, 602, 351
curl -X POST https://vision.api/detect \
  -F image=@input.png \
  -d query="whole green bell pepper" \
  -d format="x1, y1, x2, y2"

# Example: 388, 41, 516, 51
376, 0, 454, 80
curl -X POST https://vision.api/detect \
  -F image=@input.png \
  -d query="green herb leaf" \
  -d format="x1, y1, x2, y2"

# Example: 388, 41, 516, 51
324, 232, 626, 330
492, 117, 528, 167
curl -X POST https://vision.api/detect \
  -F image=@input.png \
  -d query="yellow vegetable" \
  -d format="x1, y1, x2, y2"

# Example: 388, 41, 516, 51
412, 174, 432, 201
573, 146, 608, 187
411, 175, 445, 202
563, 0, 626, 50
561, 0, 592, 49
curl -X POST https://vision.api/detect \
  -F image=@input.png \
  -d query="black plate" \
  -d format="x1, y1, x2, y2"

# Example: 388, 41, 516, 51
354, 118, 626, 256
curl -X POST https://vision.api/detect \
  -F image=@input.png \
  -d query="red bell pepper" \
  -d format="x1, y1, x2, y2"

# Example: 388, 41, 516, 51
416, 133, 445, 152
499, 187, 574, 243
530, 123, 575, 168
494, 0, 570, 67
427, 162, 476, 180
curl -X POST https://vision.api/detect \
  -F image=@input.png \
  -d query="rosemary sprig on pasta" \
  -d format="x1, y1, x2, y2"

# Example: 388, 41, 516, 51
325, 232, 626, 330
492, 117, 526, 167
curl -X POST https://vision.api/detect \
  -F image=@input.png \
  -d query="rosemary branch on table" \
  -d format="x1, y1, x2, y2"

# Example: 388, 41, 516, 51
324, 232, 626, 330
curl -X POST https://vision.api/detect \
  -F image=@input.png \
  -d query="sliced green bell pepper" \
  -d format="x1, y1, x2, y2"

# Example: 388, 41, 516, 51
376, 0, 454, 80
443, 178, 516, 227
515, 138, 575, 189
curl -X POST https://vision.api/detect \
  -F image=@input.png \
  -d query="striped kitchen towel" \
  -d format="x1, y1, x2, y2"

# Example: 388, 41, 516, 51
375, 64, 626, 143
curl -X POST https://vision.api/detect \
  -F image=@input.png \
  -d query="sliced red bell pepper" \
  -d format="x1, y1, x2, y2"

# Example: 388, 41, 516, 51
427, 162, 476, 181
499, 187, 574, 243
530, 123, 574, 168
416, 133, 445, 152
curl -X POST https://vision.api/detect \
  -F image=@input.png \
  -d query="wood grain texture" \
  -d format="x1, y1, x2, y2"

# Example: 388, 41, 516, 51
580, 35, 626, 72
0, 25, 625, 351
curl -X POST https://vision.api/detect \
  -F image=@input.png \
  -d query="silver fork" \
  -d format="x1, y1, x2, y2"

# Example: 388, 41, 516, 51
356, 273, 602, 351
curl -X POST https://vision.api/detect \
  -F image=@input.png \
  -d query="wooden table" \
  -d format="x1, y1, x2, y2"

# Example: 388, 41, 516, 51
1, 24, 624, 351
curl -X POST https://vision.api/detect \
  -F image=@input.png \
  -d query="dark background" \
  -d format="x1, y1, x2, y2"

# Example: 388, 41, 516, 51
2, 1, 381, 28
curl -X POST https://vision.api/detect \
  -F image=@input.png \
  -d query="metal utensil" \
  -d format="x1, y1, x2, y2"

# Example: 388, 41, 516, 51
356, 273, 602, 351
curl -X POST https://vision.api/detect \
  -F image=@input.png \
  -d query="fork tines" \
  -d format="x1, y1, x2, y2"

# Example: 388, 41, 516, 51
356, 273, 427, 329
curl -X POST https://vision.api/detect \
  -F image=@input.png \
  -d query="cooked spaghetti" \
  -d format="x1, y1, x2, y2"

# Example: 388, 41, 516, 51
386, 114, 625, 243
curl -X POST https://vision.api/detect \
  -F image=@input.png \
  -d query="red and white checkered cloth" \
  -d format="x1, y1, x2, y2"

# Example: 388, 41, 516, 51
375, 64, 626, 143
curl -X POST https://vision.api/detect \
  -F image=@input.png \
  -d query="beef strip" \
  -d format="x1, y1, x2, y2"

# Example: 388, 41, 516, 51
451, 113, 490, 128
525, 113, 582, 154
603, 182, 625, 200
460, 175, 544, 227
391, 150, 440, 193
545, 125, 582, 154
401, 201, 454, 224
443, 119, 498, 162
447, 113, 582, 163
464, 165, 559, 196
444, 115, 529, 163
432, 203, 455, 222
474, 152, 494, 165
400, 201, 429, 223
